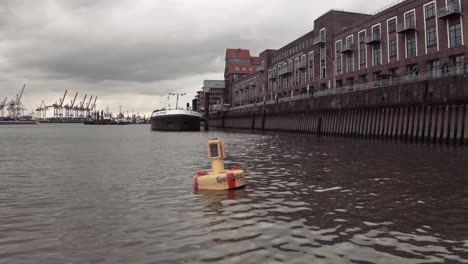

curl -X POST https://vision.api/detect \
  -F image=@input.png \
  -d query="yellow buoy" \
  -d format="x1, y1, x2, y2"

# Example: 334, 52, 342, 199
194, 139, 246, 191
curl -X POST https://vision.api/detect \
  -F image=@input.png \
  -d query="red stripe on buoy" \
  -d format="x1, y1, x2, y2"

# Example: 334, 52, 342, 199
227, 172, 236, 189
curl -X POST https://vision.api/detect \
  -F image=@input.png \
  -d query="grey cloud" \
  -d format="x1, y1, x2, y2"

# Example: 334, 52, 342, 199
0, 0, 397, 114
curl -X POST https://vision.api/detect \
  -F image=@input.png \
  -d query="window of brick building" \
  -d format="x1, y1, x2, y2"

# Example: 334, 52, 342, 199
336, 56, 342, 73
336, 80, 343, 87
449, 23, 462, 48
389, 67, 399, 77
335, 41, 342, 53
451, 54, 464, 74
359, 48, 366, 65
406, 37, 416, 58
320, 47, 326, 79
346, 54, 354, 73
426, 27, 437, 47
359, 31, 366, 43
372, 25, 381, 39
373, 71, 381, 80
407, 64, 419, 80
425, 3, 435, 19
389, 39, 397, 57
308, 51, 314, 81
388, 18, 396, 33
447, 0, 461, 10
428, 59, 440, 78
320, 46, 326, 61
359, 74, 367, 83
336, 41, 342, 73
373, 46, 381, 66
405, 11, 416, 27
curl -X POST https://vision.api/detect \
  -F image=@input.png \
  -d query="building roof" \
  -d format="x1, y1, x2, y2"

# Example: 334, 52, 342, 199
226, 48, 251, 59
203, 80, 225, 88
251, 56, 260, 65
228, 64, 258, 74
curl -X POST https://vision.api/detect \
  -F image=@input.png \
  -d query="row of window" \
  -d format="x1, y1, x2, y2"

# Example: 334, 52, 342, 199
271, 0, 462, 78
233, 66, 257, 71
236, 54, 465, 103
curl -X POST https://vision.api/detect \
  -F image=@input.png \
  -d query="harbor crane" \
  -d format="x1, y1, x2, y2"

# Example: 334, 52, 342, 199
0, 97, 7, 118
88, 96, 97, 119
76, 94, 87, 118
64, 92, 78, 118
91, 96, 97, 111
73, 94, 86, 118
52, 89, 67, 118
85, 96, 93, 118
35, 100, 49, 119
7, 84, 26, 119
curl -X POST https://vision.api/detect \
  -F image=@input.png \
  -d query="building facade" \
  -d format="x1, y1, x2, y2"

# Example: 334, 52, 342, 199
203, 80, 226, 110
224, 49, 261, 106
230, 0, 467, 106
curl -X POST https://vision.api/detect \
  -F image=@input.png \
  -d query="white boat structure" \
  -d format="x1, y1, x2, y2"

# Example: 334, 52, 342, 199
151, 93, 202, 131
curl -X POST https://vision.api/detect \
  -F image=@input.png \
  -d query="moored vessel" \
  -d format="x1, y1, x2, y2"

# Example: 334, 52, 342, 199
151, 109, 202, 131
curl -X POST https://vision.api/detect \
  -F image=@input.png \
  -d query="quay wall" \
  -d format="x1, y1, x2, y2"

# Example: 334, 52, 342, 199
209, 76, 468, 145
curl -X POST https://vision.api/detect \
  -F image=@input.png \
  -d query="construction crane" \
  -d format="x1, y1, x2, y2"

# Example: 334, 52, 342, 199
0, 97, 7, 118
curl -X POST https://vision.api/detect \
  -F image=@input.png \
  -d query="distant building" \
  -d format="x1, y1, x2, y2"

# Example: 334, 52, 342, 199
195, 90, 204, 111
203, 80, 225, 110
224, 49, 261, 105
192, 98, 198, 111
229, 0, 467, 106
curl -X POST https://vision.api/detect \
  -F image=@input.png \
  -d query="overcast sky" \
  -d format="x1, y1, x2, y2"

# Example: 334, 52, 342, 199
0, 0, 396, 116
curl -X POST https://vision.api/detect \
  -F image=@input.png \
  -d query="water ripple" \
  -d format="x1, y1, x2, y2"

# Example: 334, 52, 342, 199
0, 126, 467, 263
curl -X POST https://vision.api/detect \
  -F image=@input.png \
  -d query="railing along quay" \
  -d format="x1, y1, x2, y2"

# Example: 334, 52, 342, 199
230, 65, 467, 111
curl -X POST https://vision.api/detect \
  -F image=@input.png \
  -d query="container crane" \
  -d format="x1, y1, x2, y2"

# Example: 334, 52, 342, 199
7, 84, 26, 119
89, 96, 97, 119
90, 96, 97, 110
0, 97, 7, 118
59, 89, 67, 118
85, 96, 93, 118
65, 92, 78, 118
36, 100, 48, 119
77, 94, 87, 118
52, 89, 67, 118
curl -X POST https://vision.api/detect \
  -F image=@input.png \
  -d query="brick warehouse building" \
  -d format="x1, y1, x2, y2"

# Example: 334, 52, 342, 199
228, 0, 467, 107
224, 49, 261, 106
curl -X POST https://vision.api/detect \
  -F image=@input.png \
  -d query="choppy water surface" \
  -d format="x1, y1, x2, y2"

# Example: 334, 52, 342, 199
1, 124, 468, 263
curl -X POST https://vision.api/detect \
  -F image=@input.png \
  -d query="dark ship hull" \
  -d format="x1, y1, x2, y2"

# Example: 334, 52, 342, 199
151, 110, 201, 131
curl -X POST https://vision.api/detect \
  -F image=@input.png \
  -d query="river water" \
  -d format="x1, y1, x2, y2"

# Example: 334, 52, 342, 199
0, 124, 467, 264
